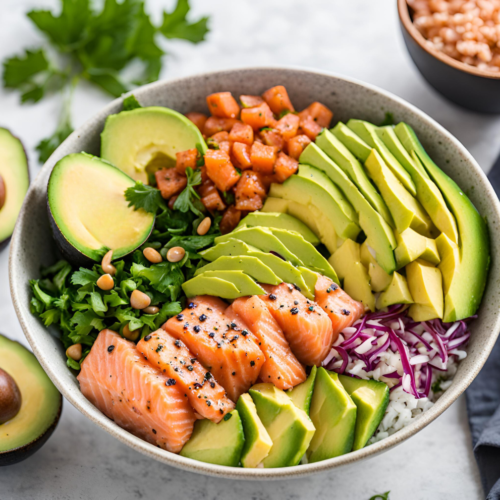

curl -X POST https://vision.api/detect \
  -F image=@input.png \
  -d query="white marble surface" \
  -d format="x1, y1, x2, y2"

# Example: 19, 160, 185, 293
0, 0, 497, 498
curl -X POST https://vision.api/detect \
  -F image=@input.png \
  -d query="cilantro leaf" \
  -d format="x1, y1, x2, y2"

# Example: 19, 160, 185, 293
161, 0, 209, 43
123, 94, 142, 111
174, 167, 204, 217
125, 181, 166, 214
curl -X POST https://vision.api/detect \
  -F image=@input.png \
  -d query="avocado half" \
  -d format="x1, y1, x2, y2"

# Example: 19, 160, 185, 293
47, 153, 155, 266
0, 334, 62, 466
0, 128, 29, 249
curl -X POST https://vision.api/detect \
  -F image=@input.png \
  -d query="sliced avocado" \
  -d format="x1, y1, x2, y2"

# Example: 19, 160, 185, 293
300, 143, 396, 273
365, 150, 435, 237
47, 153, 155, 266
0, 129, 29, 249
331, 122, 372, 162
182, 275, 241, 299
101, 106, 206, 183
215, 227, 303, 266
270, 228, 338, 283
180, 410, 244, 467
238, 212, 320, 245
329, 239, 361, 281
200, 239, 310, 295
377, 126, 420, 174
338, 375, 390, 450
249, 383, 315, 468
307, 368, 357, 463
396, 123, 489, 321
236, 394, 273, 468
195, 271, 265, 296
435, 233, 460, 295
298, 267, 320, 294
360, 242, 392, 292
347, 119, 416, 196
262, 196, 290, 214
0, 335, 62, 465
395, 228, 440, 269
195, 256, 282, 285
407, 259, 444, 321
288, 365, 318, 415
376, 272, 413, 309
316, 129, 393, 225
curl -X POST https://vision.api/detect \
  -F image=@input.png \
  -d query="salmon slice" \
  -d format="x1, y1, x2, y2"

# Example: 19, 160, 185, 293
77, 330, 195, 453
315, 275, 366, 344
163, 296, 265, 402
229, 296, 307, 390
261, 283, 334, 367
137, 329, 235, 423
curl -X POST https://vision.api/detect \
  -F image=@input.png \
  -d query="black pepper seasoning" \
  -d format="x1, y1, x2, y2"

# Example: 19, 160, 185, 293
193, 325, 201, 333
199, 314, 207, 322
144, 335, 152, 341
176, 314, 184, 321
269, 294, 277, 301
166, 379, 176, 386
290, 307, 299, 315
107, 345, 115, 353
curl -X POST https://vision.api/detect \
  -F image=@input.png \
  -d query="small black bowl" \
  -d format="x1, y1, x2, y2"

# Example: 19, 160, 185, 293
398, 0, 500, 114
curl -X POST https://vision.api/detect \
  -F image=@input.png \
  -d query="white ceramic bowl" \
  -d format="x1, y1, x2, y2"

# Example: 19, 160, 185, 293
9, 67, 500, 479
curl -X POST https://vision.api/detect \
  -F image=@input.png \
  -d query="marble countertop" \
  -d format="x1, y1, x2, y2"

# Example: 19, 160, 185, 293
1, 0, 497, 498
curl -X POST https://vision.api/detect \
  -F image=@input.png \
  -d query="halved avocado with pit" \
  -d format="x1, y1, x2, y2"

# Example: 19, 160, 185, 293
0, 334, 62, 466
47, 153, 155, 266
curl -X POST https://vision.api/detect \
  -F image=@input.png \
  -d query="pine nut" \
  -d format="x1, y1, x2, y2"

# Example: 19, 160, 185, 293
167, 246, 186, 263
66, 343, 82, 361
143, 247, 162, 264
197, 217, 212, 235
101, 250, 116, 276
130, 290, 151, 309
143, 306, 160, 315
96, 273, 114, 290
122, 323, 140, 341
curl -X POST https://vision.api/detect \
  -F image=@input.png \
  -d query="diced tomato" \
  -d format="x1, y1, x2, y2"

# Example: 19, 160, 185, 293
241, 103, 275, 130
259, 129, 285, 153
204, 150, 241, 192
274, 152, 298, 183
175, 148, 198, 175
220, 205, 242, 234
235, 171, 266, 212
231, 142, 252, 170
299, 102, 333, 128
229, 122, 254, 145
168, 195, 178, 210
203, 117, 239, 137
287, 134, 311, 160
218, 141, 231, 155
185, 112, 208, 132
275, 113, 300, 140
250, 142, 277, 175
240, 95, 264, 108
262, 85, 295, 115
155, 168, 187, 199
206, 92, 240, 119
201, 190, 227, 212
299, 116, 323, 140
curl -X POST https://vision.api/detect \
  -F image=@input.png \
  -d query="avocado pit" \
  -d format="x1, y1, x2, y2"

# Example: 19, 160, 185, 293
0, 174, 5, 210
0, 367, 21, 424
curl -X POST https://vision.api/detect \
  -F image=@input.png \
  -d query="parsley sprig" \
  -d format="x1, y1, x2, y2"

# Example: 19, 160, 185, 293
2, 0, 209, 163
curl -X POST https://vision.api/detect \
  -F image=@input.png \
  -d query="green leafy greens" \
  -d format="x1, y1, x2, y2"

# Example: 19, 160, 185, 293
2, 0, 209, 163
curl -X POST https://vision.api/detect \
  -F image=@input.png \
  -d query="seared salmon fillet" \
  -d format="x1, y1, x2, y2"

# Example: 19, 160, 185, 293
77, 329, 195, 453
315, 275, 366, 344
137, 329, 235, 423
261, 283, 334, 367
163, 296, 265, 401
230, 296, 306, 390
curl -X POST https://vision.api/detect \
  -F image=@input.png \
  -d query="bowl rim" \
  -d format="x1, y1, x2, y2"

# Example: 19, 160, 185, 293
397, 0, 500, 80
9, 65, 500, 479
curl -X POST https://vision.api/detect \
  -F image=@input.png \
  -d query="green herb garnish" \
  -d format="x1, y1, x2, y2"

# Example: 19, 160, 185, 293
174, 167, 204, 217
125, 181, 166, 214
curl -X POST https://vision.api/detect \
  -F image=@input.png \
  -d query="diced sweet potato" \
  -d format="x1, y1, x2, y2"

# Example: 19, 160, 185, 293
262, 85, 295, 115
275, 113, 300, 140
260, 129, 285, 153
235, 171, 267, 212
231, 142, 252, 170
185, 112, 208, 132
250, 142, 277, 175
220, 205, 242, 234
298, 102, 333, 128
229, 122, 254, 145
241, 103, 275, 130
204, 150, 241, 192
218, 141, 231, 155
206, 92, 240, 119
203, 117, 239, 137
201, 190, 227, 212
287, 135, 311, 160
175, 148, 198, 175
274, 152, 298, 183
299, 116, 323, 140
240, 95, 264, 108
155, 168, 187, 199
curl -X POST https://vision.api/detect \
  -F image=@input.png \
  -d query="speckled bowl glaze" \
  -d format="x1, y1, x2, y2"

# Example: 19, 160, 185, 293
9, 67, 500, 479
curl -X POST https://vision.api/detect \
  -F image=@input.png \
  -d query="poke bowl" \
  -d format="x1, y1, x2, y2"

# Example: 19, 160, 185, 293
9, 67, 500, 479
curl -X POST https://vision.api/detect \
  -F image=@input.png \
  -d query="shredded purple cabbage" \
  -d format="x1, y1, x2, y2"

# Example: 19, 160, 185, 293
324, 305, 472, 399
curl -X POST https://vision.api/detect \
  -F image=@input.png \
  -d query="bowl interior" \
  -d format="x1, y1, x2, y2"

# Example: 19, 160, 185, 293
9, 67, 500, 479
